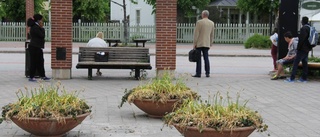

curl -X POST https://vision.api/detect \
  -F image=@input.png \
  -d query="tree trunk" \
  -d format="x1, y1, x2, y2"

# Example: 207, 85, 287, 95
123, 0, 129, 45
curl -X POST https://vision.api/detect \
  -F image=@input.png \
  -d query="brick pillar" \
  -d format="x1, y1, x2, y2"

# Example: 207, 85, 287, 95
51, 0, 73, 79
156, 0, 177, 74
26, 0, 34, 39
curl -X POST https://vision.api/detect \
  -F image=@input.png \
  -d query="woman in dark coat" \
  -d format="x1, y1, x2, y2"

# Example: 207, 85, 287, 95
27, 14, 50, 82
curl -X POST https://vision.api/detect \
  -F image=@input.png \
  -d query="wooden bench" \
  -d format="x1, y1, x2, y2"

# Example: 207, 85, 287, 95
76, 47, 152, 80
298, 62, 320, 75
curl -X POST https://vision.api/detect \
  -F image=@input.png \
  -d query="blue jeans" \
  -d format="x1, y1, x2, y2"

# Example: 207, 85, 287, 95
195, 47, 210, 75
290, 50, 309, 80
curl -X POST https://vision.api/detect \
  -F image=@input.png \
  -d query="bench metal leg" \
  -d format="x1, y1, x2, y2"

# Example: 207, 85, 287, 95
88, 68, 92, 80
135, 69, 140, 80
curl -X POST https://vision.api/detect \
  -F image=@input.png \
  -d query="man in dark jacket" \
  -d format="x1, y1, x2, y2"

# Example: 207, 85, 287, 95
285, 16, 312, 83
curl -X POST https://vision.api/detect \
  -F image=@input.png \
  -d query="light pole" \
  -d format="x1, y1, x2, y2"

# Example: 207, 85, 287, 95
269, 0, 274, 35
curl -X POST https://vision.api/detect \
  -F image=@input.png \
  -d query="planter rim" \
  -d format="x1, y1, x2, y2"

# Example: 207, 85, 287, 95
174, 124, 255, 132
11, 112, 91, 121
134, 98, 179, 103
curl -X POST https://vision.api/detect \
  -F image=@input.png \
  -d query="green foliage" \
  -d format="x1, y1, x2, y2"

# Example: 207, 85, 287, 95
119, 71, 199, 108
0, 82, 91, 124
73, 0, 109, 22
131, 0, 211, 16
0, 3, 5, 19
237, 0, 279, 15
1, 0, 45, 22
244, 34, 271, 49
164, 92, 269, 134
309, 56, 320, 63
130, 34, 144, 42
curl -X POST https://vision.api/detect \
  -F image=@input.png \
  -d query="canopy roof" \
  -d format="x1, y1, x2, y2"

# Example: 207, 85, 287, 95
310, 12, 320, 21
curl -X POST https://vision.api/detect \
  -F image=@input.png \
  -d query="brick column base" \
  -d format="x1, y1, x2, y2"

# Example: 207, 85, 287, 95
52, 69, 71, 79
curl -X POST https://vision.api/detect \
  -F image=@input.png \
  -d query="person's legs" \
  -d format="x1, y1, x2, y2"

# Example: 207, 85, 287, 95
276, 64, 283, 76
37, 49, 46, 78
28, 46, 37, 80
271, 45, 278, 71
96, 68, 102, 76
289, 52, 303, 81
202, 48, 210, 77
194, 48, 202, 77
301, 52, 309, 80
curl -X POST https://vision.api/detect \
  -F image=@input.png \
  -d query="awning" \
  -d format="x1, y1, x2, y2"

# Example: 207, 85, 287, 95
310, 12, 320, 21
208, 0, 237, 7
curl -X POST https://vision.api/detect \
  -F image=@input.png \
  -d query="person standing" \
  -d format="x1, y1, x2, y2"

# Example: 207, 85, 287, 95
192, 10, 215, 78
285, 16, 312, 83
87, 32, 108, 76
27, 14, 50, 82
270, 28, 278, 71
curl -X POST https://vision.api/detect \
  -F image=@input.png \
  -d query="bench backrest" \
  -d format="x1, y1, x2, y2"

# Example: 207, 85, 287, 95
78, 47, 150, 63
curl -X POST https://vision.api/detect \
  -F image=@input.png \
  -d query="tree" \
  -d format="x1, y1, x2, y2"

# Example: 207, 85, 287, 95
0, 3, 5, 21
237, 0, 279, 16
73, 0, 110, 22
1, 0, 45, 22
112, 0, 130, 44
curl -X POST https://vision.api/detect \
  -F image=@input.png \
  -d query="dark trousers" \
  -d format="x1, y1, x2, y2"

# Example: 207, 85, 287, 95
29, 46, 46, 78
271, 44, 277, 70
195, 47, 210, 75
290, 50, 309, 80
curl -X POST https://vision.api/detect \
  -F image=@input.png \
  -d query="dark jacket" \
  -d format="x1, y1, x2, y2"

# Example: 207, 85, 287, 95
29, 24, 45, 49
298, 24, 312, 53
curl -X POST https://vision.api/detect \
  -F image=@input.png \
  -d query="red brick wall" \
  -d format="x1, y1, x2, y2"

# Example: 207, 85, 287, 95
156, 0, 177, 70
51, 0, 73, 69
26, 0, 34, 39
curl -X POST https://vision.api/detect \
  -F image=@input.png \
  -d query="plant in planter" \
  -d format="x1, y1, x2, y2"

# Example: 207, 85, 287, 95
0, 82, 91, 136
119, 71, 199, 118
163, 92, 269, 137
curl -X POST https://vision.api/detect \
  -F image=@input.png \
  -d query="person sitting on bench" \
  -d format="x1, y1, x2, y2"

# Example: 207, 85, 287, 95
87, 32, 108, 76
271, 31, 298, 80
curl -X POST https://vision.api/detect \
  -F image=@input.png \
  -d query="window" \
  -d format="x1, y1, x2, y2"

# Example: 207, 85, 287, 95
136, 10, 141, 25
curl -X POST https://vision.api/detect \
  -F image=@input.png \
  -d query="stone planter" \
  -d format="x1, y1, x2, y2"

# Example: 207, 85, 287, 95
11, 112, 90, 136
133, 99, 179, 118
174, 124, 255, 137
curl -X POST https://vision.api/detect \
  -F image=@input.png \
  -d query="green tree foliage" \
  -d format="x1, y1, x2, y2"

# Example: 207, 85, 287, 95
1, 0, 45, 22
0, 3, 5, 20
237, 0, 279, 15
244, 34, 271, 49
73, 0, 110, 22
132, 0, 212, 17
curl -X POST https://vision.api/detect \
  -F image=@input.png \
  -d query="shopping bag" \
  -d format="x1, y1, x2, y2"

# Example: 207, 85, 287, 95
94, 51, 109, 62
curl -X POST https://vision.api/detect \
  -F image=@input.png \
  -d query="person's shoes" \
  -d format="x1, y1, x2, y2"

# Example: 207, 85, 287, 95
297, 78, 307, 83
29, 78, 37, 82
192, 75, 201, 78
96, 72, 102, 76
206, 74, 210, 77
271, 75, 278, 80
284, 78, 295, 83
279, 76, 287, 79
41, 77, 51, 81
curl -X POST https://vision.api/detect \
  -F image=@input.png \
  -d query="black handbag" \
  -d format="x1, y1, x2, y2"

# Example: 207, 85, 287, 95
188, 49, 200, 62
94, 52, 109, 62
